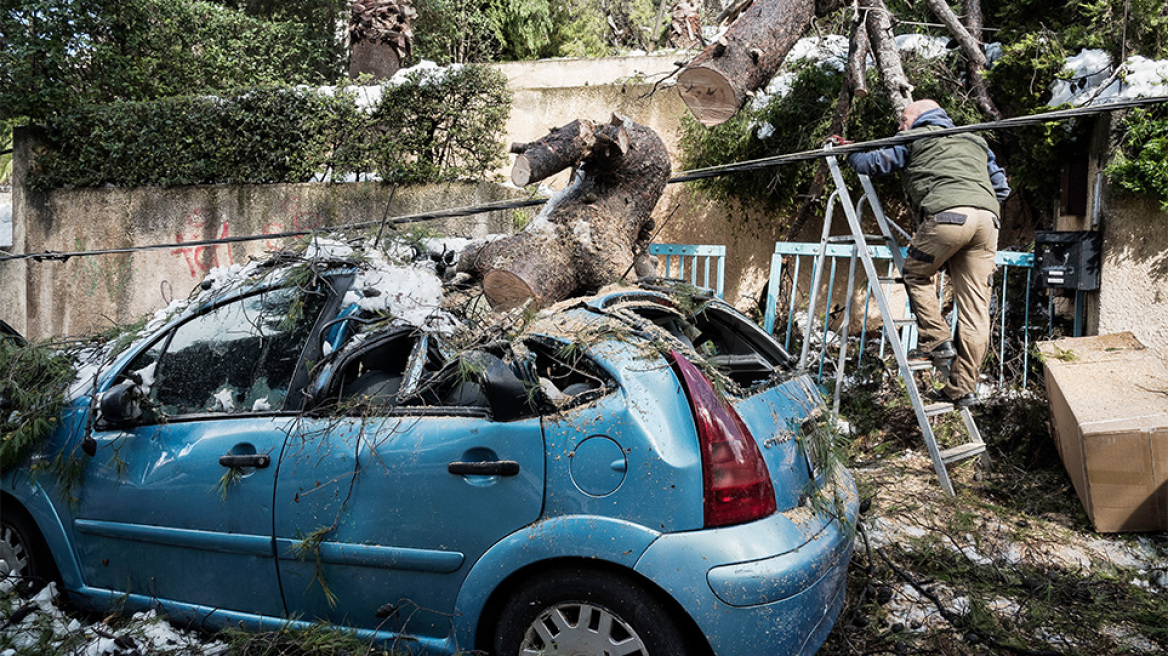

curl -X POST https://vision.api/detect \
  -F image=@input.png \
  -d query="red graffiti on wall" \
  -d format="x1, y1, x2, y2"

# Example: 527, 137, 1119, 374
263, 199, 326, 251
172, 210, 234, 277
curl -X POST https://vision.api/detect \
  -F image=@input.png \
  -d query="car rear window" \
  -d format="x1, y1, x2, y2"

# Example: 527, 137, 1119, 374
613, 301, 795, 391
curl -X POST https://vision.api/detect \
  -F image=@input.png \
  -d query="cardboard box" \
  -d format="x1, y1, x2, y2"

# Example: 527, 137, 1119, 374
1038, 332, 1168, 532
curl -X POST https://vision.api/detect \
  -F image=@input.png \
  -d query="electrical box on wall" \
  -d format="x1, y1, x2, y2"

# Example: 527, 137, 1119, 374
1036, 231, 1102, 290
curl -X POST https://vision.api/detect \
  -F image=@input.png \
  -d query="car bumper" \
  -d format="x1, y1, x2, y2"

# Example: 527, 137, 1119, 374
634, 469, 858, 656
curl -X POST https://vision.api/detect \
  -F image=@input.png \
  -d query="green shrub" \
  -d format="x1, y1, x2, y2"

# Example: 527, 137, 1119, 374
413, 0, 502, 64
29, 88, 347, 188
550, 0, 661, 56
27, 65, 512, 189
678, 51, 969, 218
1106, 106, 1168, 211
0, 0, 338, 121
370, 64, 512, 183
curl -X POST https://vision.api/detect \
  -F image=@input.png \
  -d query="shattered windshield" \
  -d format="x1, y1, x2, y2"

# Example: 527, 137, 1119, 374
125, 286, 327, 418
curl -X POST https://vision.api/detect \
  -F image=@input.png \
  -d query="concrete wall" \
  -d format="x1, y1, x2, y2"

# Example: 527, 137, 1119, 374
1083, 114, 1168, 361
6, 130, 520, 339
31, 54, 1151, 344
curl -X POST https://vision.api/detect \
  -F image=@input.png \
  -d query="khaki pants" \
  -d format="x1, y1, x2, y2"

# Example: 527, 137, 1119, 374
902, 206, 999, 398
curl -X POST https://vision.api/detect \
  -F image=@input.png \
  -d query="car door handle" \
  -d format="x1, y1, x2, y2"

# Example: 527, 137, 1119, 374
447, 460, 520, 476
219, 454, 271, 469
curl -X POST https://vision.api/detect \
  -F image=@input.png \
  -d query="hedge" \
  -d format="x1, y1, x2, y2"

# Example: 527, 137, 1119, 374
27, 65, 512, 189
0, 0, 339, 122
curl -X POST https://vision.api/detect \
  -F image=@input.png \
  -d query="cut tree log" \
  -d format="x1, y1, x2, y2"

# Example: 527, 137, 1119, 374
676, 0, 842, 125
458, 116, 671, 311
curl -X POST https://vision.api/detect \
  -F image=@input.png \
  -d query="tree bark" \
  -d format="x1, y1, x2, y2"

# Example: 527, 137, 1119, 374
677, 0, 821, 126
954, 0, 1002, 120
922, 0, 984, 67
348, 0, 415, 81
846, 9, 870, 99
863, 0, 913, 116
460, 116, 671, 311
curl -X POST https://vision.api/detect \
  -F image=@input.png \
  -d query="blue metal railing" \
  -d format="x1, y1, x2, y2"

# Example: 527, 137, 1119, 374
649, 244, 727, 298
764, 241, 1038, 386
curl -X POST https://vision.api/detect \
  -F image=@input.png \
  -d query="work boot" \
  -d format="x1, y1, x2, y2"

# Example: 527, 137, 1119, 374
907, 340, 957, 364
928, 389, 979, 407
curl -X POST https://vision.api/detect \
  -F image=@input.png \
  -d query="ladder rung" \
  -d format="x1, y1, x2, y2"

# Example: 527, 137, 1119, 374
923, 402, 954, 416
907, 359, 933, 371
825, 235, 855, 243
940, 442, 987, 464
877, 276, 905, 285
892, 318, 916, 329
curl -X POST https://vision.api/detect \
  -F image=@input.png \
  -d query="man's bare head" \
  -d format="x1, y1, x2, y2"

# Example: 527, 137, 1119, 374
899, 99, 942, 131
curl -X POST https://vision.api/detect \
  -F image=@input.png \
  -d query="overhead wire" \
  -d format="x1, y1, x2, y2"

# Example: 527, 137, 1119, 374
4, 94, 1168, 264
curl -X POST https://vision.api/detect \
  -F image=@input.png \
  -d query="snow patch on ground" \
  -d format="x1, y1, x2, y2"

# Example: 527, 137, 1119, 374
0, 583, 227, 655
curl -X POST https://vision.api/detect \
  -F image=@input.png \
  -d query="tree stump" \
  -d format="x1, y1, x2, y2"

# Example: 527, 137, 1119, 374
458, 116, 671, 311
348, 0, 415, 81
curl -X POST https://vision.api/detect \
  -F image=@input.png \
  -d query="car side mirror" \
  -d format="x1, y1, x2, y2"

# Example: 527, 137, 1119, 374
99, 381, 144, 426
469, 352, 535, 422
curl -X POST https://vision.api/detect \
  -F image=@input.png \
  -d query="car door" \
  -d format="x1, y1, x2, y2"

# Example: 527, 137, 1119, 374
274, 333, 545, 642
73, 285, 329, 616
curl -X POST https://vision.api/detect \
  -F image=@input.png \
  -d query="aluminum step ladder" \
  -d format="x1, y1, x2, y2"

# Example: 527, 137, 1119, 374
805, 147, 986, 496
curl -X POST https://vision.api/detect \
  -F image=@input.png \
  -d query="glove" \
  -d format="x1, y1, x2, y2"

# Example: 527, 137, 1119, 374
825, 134, 854, 146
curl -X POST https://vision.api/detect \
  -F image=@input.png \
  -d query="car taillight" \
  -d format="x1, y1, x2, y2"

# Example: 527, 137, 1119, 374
668, 350, 777, 528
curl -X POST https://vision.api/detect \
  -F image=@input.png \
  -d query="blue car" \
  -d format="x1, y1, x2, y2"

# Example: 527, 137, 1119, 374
1, 256, 857, 656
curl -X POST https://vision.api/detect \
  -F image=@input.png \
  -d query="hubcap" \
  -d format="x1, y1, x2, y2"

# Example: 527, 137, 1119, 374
520, 601, 647, 656
0, 524, 30, 579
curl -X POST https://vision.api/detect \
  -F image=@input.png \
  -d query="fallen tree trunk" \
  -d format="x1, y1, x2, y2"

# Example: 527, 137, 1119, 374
951, 0, 1001, 120
676, 0, 842, 125
458, 116, 671, 310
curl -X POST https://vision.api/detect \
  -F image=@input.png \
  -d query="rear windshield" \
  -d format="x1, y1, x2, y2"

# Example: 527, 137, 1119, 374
616, 302, 794, 391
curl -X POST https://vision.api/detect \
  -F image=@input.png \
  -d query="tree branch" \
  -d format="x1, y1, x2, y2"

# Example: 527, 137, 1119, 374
922, 0, 985, 67
862, 0, 913, 116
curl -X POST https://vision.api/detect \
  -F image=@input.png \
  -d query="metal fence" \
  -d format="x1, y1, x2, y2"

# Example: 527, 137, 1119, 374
763, 241, 1040, 387
648, 244, 727, 298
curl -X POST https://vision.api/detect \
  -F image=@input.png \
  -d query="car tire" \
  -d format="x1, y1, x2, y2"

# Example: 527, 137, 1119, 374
0, 508, 56, 589
493, 567, 702, 656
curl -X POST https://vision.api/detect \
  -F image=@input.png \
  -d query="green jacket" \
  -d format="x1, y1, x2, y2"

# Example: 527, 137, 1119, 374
904, 126, 1000, 217
846, 108, 1010, 218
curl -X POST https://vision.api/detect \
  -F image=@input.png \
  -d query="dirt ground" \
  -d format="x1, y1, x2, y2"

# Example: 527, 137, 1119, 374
822, 389, 1168, 656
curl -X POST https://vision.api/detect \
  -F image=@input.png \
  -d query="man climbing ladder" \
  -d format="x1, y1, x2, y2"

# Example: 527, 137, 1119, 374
846, 99, 1011, 407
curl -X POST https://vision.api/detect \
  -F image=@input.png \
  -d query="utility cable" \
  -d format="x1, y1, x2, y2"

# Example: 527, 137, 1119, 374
4, 94, 1167, 264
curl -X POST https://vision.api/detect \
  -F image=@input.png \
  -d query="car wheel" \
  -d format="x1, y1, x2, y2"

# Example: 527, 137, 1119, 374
493, 567, 701, 656
0, 510, 53, 587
